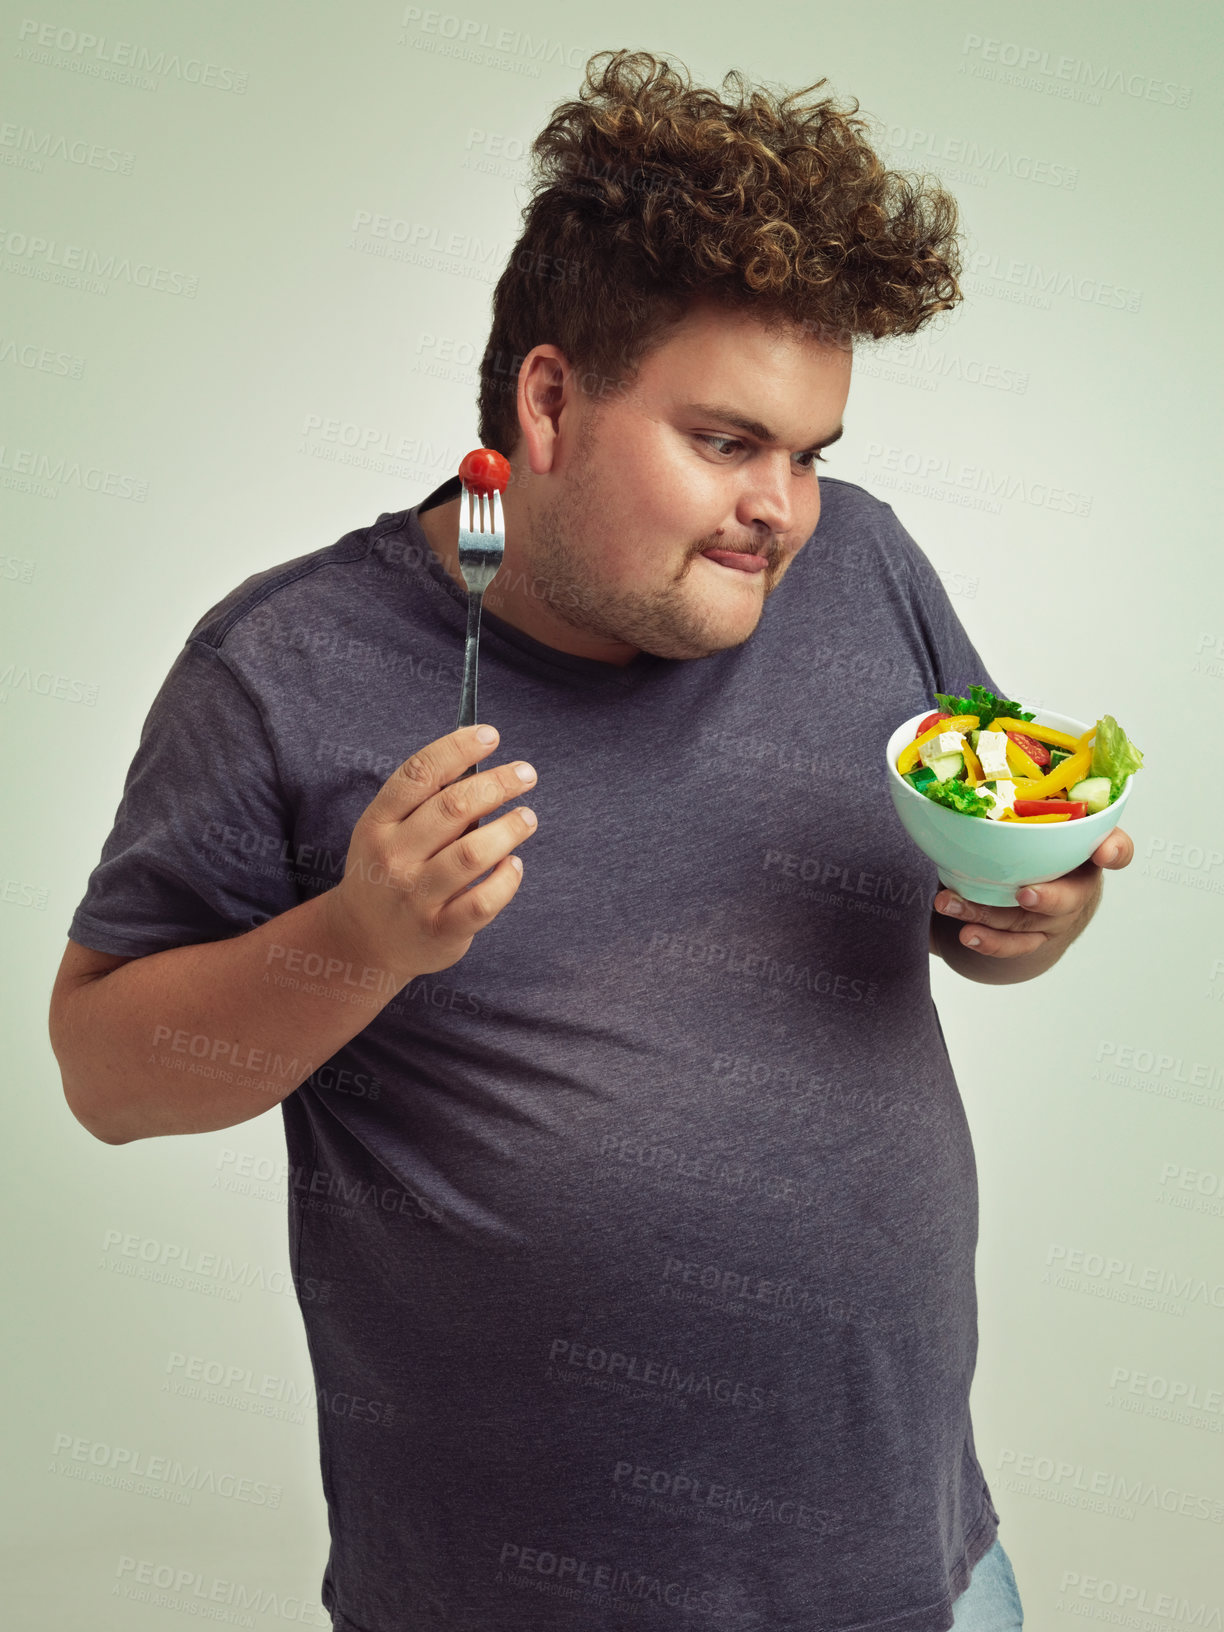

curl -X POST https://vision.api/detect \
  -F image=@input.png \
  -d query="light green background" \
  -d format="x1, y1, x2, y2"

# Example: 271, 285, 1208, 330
3, 0, 1222, 1623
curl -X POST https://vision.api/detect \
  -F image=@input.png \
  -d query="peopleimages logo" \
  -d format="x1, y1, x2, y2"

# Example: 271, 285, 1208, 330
996, 1446, 1224, 1523
1058, 1571, 1219, 1624
0, 120, 135, 174
646, 930, 879, 1005
883, 124, 1078, 189
15, 19, 248, 93
0, 224, 198, 295
114, 1556, 328, 1626
547, 1338, 779, 1413
1109, 1366, 1224, 1418
659, 1254, 880, 1330
610, 1459, 841, 1536
397, 8, 591, 75
99, 1229, 332, 1303
51, 1432, 282, 1507
862, 441, 1091, 516
1092, 1039, 1224, 1110
497, 1540, 717, 1614
964, 249, 1141, 313
959, 33, 1192, 109
1044, 1243, 1224, 1316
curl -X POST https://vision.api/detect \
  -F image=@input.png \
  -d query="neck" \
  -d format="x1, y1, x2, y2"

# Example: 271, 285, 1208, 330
415, 490, 639, 666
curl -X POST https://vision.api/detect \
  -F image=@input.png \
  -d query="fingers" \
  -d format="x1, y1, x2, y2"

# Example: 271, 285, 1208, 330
933, 891, 1051, 936
414, 756, 537, 864
366, 725, 503, 827
436, 851, 526, 933
936, 854, 1105, 926
432, 805, 540, 928
954, 924, 1050, 959
1092, 825, 1133, 868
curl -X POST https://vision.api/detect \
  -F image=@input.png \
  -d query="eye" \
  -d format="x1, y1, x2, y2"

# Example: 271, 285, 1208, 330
696, 435, 828, 467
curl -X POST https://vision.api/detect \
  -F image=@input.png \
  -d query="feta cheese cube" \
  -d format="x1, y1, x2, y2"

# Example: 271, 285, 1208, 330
976, 730, 1011, 780
981, 779, 1017, 820
918, 730, 966, 768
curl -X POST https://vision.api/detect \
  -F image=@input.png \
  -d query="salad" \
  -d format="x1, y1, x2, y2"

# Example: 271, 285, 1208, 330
895, 684, 1144, 823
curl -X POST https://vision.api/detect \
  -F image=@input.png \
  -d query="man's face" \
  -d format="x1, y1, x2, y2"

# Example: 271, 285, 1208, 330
522, 299, 852, 663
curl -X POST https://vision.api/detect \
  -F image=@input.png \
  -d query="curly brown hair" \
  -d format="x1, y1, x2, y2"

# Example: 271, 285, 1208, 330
476, 49, 964, 458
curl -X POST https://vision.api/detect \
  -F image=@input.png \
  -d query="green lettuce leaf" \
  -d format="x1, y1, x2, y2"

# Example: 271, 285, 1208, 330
922, 777, 994, 818
934, 684, 1034, 730
1091, 715, 1144, 800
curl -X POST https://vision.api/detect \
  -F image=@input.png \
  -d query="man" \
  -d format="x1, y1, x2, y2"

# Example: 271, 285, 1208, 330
50, 49, 1130, 1632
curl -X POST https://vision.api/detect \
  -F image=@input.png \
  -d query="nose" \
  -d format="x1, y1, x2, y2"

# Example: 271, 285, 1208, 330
733, 454, 814, 548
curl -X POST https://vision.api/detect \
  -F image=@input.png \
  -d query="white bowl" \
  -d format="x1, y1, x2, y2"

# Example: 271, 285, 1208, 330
884, 709, 1133, 906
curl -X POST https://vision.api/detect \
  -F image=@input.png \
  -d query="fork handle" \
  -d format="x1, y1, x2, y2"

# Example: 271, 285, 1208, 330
455, 589, 484, 781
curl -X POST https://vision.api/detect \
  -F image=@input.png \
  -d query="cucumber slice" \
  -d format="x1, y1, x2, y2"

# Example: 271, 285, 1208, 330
1048, 747, 1071, 768
905, 766, 938, 791
1069, 776, 1112, 814
925, 752, 965, 783
968, 729, 981, 750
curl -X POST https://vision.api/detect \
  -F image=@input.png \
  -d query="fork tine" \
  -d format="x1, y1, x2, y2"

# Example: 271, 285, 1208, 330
460, 483, 502, 538
457, 486, 505, 595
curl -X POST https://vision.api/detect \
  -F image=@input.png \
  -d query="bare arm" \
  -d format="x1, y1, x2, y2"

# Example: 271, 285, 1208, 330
49, 893, 401, 1143
50, 725, 539, 1144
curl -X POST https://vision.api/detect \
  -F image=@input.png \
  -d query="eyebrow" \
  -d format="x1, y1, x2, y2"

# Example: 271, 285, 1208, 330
683, 403, 845, 453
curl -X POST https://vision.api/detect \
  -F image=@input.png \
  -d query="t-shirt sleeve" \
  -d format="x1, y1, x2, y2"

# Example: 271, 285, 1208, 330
886, 502, 1009, 704
67, 638, 301, 958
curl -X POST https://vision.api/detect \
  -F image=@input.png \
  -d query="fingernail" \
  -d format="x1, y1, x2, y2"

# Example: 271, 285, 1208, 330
966, 935, 981, 948
476, 725, 498, 744
1105, 843, 1121, 863
514, 762, 536, 783
1017, 887, 1038, 906
941, 897, 964, 915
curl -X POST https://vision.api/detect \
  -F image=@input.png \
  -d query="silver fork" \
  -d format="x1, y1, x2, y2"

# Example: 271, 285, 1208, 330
454, 482, 505, 783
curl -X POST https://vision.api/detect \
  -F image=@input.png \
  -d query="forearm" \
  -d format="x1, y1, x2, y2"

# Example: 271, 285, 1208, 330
53, 892, 410, 1144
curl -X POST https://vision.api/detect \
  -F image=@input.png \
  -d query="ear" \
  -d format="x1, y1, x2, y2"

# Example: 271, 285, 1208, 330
517, 345, 575, 476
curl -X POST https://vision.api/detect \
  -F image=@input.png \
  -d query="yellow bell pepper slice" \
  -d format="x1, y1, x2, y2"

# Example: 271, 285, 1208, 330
1014, 742, 1094, 800
1004, 811, 1071, 823
961, 740, 984, 786
991, 717, 1082, 753
896, 715, 979, 776
1004, 737, 1043, 780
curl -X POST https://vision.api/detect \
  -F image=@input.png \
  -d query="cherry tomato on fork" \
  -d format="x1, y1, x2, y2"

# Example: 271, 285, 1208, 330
458, 448, 511, 494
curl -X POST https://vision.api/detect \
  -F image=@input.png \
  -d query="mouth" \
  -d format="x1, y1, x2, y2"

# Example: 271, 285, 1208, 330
700, 548, 770, 575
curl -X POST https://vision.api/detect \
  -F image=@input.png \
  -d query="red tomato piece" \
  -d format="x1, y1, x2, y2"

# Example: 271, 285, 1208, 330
1005, 729, 1051, 767
458, 447, 511, 493
1013, 800, 1088, 819
914, 711, 950, 738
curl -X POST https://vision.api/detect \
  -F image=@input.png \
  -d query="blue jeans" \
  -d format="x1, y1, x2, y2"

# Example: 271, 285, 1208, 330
949, 1538, 1024, 1628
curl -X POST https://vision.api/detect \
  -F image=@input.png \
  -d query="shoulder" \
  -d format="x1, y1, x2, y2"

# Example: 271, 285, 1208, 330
805, 475, 930, 588
815, 476, 918, 552
184, 508, 412, 657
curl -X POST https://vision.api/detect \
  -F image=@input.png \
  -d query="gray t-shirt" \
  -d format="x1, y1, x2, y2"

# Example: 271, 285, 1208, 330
69, 475, 1007, 1632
